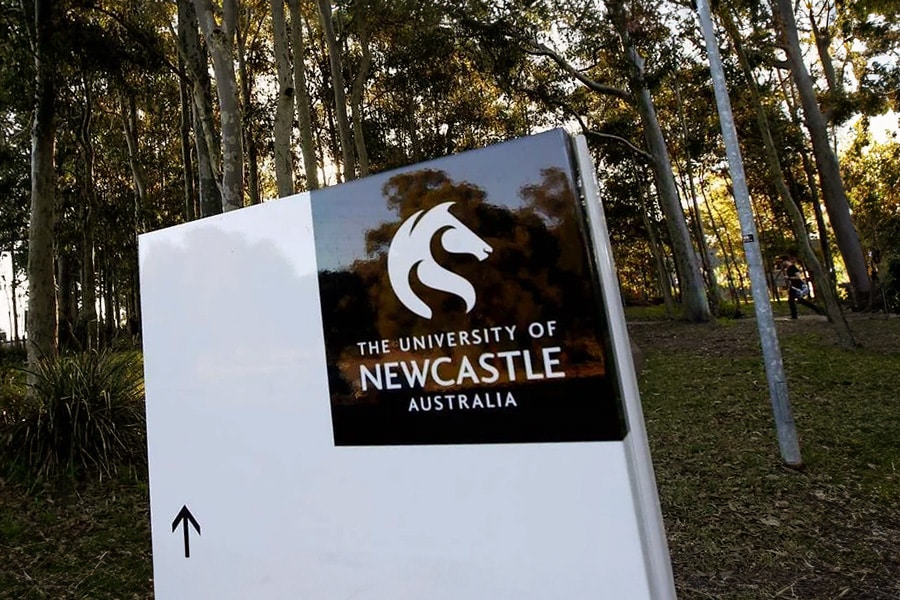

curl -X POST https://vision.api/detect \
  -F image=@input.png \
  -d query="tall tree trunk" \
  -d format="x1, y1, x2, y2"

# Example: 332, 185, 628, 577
637, 175, 676, 316
271, 0, 295, 197
194, 103, 222, 217
178, 63, 197, 221
178, 0, 223, 213
349, 15, 371, 177
287, 0, 318, 190
236, 22, 260, 204
27, 0, 58, 370
608, 0, 710, 322
773, 0, 871, 306
122, 93, 150, 234
10, 248, 20, 342
799, 147, 835, 277
76, 77, 98, 350
317, 0, 356, 181
194, 0, 244, 211
722, 9, 856, 347
672, 72, 721, 311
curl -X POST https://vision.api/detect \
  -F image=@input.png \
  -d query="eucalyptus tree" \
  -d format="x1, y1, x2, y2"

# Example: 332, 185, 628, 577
316, 0, 355, 181
718, 6, 857, 346
467, 0, 712, 321
26, 0, 60, 366
237, 0, 265, 205
773, 0, 872, 306
270, 0, 294, 196
177, 0, 223, 216
346, 0, 373, 177
194, 0, 245, 211
286, 0, 319, 189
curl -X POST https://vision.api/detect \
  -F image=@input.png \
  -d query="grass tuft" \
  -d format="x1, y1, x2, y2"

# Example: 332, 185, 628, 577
1, 350, 146, 481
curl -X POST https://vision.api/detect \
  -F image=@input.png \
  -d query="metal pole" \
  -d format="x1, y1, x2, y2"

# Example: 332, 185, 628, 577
695, 0, 802, 466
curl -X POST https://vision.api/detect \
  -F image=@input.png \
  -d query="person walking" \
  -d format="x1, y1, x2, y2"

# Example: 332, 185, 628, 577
780, 256, 824, 319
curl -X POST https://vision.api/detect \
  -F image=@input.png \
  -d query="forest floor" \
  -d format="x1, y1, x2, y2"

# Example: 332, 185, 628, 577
631, 309, 900, 599
0, 308, 898, 599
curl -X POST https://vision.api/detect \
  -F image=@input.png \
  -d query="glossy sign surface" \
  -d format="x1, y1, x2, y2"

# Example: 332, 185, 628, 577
312, 129, 626, 445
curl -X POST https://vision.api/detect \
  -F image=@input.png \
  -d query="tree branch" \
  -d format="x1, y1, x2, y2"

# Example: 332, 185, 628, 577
584, 130, 653, 161
525, 42, 633, 103
86, 4, 184, 80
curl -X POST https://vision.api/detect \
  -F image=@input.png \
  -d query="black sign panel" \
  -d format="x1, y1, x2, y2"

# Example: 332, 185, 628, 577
311, 129, 627, 445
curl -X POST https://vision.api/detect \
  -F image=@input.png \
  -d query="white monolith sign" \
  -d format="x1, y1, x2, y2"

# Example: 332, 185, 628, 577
139, 130, 676, 599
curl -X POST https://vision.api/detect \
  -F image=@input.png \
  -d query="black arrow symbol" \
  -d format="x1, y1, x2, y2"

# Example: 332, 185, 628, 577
171, 505, 201, 558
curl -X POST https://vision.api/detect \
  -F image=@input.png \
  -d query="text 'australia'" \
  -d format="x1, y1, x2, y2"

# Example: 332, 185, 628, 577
409, 392, 518, 412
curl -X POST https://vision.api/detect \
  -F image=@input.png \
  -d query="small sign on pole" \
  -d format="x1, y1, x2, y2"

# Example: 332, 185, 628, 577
140, 129, 676, 599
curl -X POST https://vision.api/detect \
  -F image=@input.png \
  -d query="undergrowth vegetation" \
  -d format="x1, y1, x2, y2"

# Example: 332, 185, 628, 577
0, 315, 898, 599
0, 350, 146, 481
632, 314, 900, 599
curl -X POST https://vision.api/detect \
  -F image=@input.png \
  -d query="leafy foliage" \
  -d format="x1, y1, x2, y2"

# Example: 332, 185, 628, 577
842, 129, 900, 309
1, 351, 146, 481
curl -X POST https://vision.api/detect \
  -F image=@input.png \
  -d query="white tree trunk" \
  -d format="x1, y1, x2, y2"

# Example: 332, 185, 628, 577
317, 0, 356, 181
194, 0, 245, 212
178, 0, 223, 215
287, 0, 319, 190
271, 0, 295, 196
608, 0, 711, 322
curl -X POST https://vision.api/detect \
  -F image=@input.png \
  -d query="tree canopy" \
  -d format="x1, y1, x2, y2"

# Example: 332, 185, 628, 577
2, 0, 898, 351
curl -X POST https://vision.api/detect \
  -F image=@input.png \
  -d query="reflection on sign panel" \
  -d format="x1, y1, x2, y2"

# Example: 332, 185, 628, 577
312, 130, 627, 446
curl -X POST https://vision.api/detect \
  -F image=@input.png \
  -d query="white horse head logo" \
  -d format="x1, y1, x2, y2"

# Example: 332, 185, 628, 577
387, 202, 493, 319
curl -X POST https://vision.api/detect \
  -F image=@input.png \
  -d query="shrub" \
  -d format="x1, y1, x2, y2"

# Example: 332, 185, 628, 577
0, 350, 147, 480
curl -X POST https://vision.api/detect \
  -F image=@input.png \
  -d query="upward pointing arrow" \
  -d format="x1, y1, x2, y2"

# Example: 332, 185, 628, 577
172, 505, 201, 558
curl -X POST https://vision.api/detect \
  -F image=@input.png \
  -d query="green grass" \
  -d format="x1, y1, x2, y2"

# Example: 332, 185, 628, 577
1, 315, 898, 598
632, 313, 900, 599
0, 475, 152, 599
